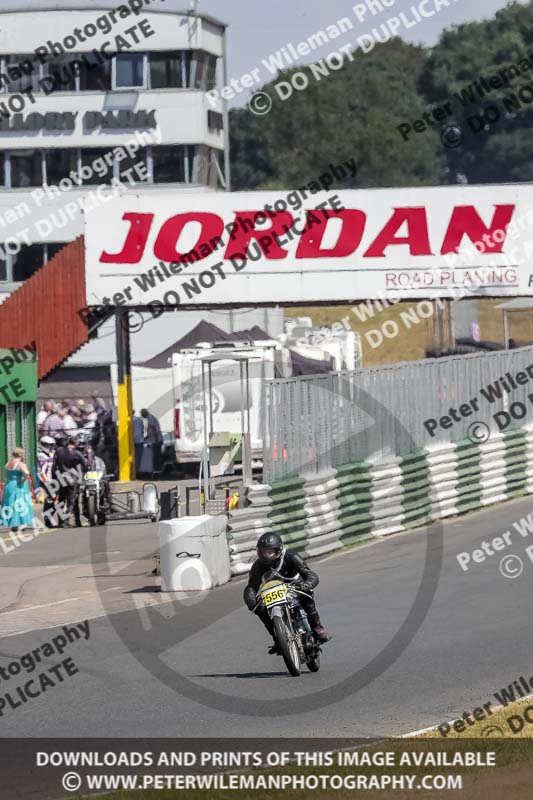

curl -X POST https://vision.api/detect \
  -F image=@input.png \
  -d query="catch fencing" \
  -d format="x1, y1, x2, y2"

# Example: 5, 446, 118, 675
262, 346, 533, 482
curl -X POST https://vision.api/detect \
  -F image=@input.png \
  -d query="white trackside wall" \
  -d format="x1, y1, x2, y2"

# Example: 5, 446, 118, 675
85, 183, 533, 307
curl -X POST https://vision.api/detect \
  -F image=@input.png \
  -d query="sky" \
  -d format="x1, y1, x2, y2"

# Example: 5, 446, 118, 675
0, 0, 527, 106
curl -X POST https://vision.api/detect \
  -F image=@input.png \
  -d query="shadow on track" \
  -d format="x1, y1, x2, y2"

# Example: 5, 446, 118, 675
190, 671, 290, 679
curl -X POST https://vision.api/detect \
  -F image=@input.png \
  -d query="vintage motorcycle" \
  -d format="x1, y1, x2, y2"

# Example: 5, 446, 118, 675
254, 569, 321, 676
81, 454, 111, 526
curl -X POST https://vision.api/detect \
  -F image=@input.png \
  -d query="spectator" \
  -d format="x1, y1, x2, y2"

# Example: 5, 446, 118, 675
101, 415, 118, 476
71, 407, 84, 428
133, 411, 144, 475
92, 412, 118, 477
83, 403, 97, 430
43, 406, 65, 441
141, 408, 163, 445
61, 403, 78, 436
92, 393, 107, 415
1, 448, 34, 531
140, 408, 163, 475
37, 400, 54, 432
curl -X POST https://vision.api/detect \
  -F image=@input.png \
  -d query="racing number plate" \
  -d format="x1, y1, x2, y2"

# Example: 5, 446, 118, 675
261, 584, 287, 606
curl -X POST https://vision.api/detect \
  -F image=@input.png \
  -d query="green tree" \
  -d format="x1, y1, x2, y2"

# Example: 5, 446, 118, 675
421, 0, 533, 183
229, 107, 275, 189
230, 38, 447, 190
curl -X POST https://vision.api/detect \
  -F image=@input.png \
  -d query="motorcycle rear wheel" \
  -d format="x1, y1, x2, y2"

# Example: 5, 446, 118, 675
273, 615, 300, 677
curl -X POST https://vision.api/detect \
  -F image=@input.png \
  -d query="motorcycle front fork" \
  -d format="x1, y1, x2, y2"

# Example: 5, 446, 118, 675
291, 606, 314, 651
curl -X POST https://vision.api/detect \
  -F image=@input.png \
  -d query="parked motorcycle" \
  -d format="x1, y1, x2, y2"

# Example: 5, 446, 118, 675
81, 456, 111, 526
254, 569, 321, 676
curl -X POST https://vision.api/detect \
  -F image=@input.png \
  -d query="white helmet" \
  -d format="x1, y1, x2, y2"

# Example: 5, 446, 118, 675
40, 436, 55, 447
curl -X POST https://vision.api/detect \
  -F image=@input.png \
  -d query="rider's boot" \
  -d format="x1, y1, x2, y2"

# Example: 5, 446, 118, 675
262, 616, 281, 655
308, 611, 331, 644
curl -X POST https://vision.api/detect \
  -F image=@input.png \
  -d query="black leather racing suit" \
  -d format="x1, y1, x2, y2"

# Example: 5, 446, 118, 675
243, 549, 322, 637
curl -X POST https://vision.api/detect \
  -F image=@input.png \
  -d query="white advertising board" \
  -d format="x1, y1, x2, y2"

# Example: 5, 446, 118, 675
84, 184, 533, 308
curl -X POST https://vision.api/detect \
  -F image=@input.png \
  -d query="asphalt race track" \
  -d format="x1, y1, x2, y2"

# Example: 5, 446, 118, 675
1, 492, 533, 739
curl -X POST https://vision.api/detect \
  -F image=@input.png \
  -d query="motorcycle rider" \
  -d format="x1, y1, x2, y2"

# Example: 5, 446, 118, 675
53, 436, 88, 528
243, 531, 331, 654
37, 435, 57, 528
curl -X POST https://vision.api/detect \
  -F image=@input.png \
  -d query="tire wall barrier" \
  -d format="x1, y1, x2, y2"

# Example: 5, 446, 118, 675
227, 426, 533, 575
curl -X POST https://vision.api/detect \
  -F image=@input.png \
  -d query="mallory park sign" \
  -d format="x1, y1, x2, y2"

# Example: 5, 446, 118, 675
84, 184, 533, 308
0, 110, 156, 132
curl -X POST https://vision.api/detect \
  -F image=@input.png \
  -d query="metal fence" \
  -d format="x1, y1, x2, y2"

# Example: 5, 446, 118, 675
262, 346, 533, 482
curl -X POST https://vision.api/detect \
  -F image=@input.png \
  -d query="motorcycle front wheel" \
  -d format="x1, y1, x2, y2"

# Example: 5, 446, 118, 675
273, 615, 301, 677
307, 654, 320, 672
86, 493, 98, 526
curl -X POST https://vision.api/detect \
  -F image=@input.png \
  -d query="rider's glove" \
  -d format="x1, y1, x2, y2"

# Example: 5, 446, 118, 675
296, 581, 313, 594
243, 585, 257, 611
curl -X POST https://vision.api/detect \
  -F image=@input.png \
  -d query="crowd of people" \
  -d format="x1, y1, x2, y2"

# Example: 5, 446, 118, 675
37, 394, 118, 477
0, 399, 165, 531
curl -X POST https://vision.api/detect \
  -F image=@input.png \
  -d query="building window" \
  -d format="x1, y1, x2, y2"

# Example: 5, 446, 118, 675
151, 145, 185, 183
150, 51, 183, 89
81, 148, 113, 184
43, 55, 77, 92
0, 242, 66, 283
182, 51, 192, 87
118, 148, 149, 183
45, 242, 64, 262
79, 57, 112, 91
12, 244, 46, 282
191, 52, 208, 90
5, 56, 42, 93
206, 55, 217, 91
194, 145, 209, 184
115, 53, 145, 88
191, 146, 223, 187
45, 149, 78, 185
8, 150, 43, 187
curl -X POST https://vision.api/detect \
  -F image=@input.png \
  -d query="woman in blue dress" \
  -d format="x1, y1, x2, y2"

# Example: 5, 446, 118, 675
1, 448, 34, 530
